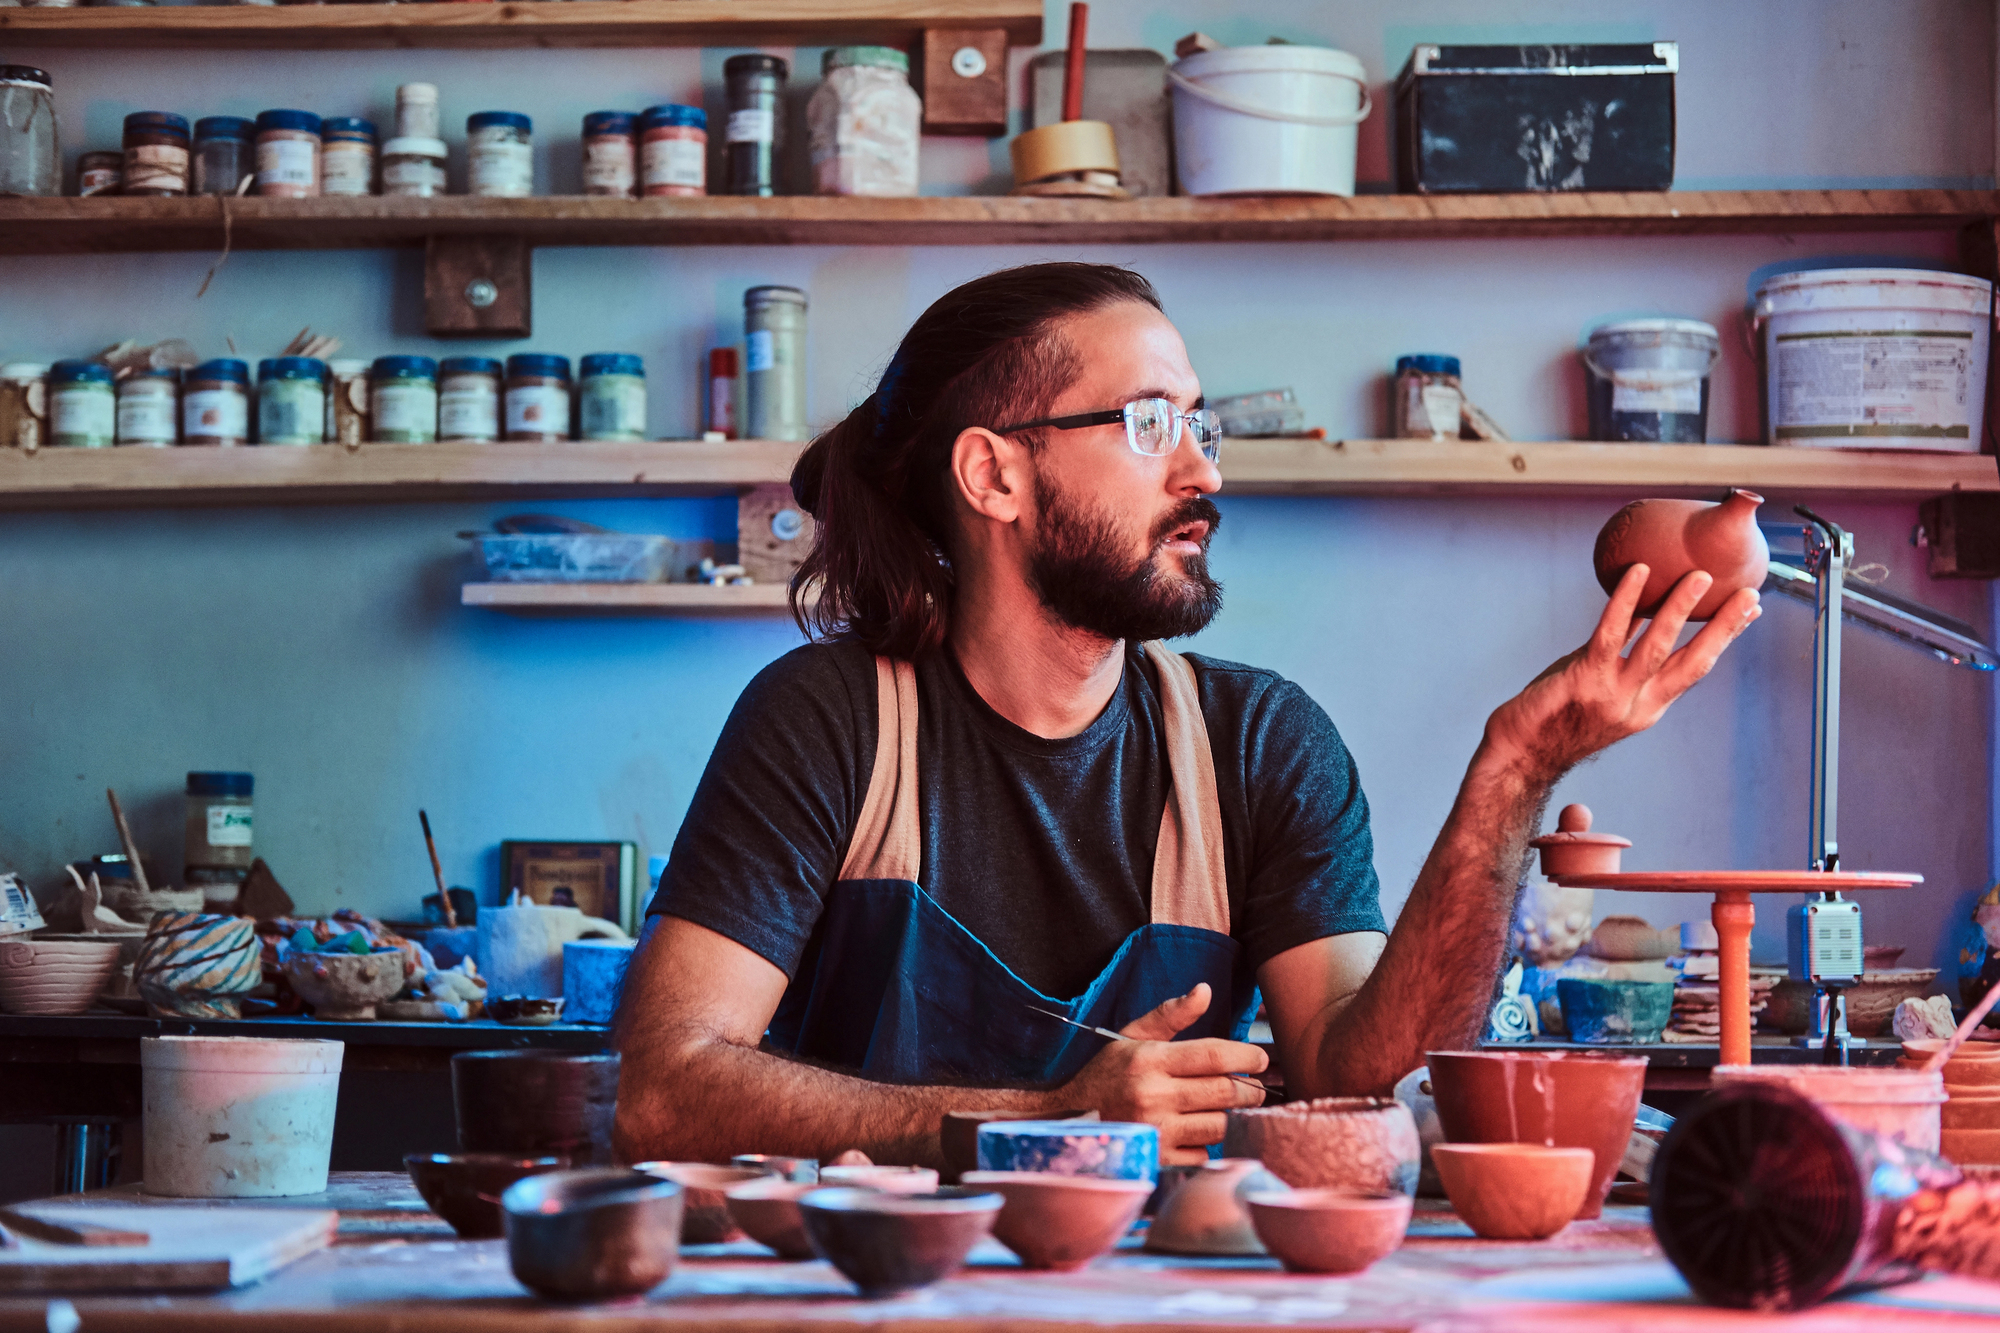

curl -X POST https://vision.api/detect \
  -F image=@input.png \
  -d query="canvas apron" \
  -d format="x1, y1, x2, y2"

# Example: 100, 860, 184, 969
765, 642, 1257, 1086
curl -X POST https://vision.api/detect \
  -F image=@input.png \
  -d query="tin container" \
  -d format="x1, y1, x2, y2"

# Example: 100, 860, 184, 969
320, 117, 376, 197
505, 354, 572, 442
439, 356, 502, 442
579, 353, 646, 441
77, 150, 122, 196
183, 359, 250, 446
639, 104, 705, 197
116, 370, 179, 446
123, 111, 190, 197
468, 111, 532, 198
744, 286, 807, 441
582, 110, 637, 198
255, 109, 321, 198
257, 357, 326, 445
382, 137, 447, 197
0, 362, 49, 451
49, 360, 116, 447
723, 54, 786, 196
193, 116, 255, 197
0, 65, 58, 197
371, 355, 438, 444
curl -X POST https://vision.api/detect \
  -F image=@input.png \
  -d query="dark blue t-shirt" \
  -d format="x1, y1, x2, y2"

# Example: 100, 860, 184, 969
651, 638, 1386, 1000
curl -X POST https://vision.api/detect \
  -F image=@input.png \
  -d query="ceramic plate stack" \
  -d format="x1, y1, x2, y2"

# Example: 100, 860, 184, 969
1663, 922, 1776, 1043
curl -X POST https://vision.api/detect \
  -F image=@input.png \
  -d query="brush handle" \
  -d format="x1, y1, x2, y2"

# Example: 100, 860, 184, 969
105, 788, 151, 897
419, 809, 457, 928
1062, 3, 1088, 122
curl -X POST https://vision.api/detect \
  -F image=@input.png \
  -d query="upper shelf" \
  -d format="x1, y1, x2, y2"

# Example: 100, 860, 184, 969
0, 0, 1043, 50
1, 190, 1994, 256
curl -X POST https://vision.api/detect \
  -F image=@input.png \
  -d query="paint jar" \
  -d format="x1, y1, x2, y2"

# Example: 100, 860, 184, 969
184, 771, 254, 889
123, 111, 190, 197
255, 109, 321, 198
744, 285, 807, 441
396, 82, 440, 141
257, 357, 326, 445
468, 111, 532, 197
724, 54, 786, 196
582, 110, 637, 198
639, 103, 706, 197
381, 137, 447, 197
808, 47, 921, 197
325, 359, 369, 445
0, 65, 58, 198
579, 353, 646, 441
77, 150, 122, 196
706, 346, 737, 438
50, 361, 116, 448
0, 363, 49, 451
320, 117, 377, 197
192, 117, 254, 197
116, 370, 179, 447
1583, 319, 1719, 445
439, 356, 502, 442
370, 355, 438, 444
1391, 355, 1464, 440
183, 359, 250, 446
504, 353, 572, 442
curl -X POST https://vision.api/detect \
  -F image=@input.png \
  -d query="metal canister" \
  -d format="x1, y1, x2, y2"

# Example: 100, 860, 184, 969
743, 285, 806, 442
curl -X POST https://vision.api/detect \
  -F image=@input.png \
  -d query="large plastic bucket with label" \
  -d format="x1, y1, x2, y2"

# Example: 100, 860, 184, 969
1755, 267, 1994, 452
1583, 319, 1720, 443
1169, 45, 1369, 197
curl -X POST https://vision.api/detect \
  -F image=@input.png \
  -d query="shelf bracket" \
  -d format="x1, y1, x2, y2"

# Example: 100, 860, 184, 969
919, 27, 1009, 136
425, 234, 531, 338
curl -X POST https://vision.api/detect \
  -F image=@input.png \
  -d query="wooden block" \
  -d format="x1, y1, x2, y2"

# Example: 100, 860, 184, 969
1921, 491, 2000, 578
424, 234, 530, 337
920, 27, 1008, 135
737, 482, 815, 586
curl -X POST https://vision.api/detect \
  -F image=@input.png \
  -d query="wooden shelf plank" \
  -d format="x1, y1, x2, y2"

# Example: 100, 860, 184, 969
463, 581, 795, 614
0, 190, 1992, 256
0, 0, 1043, 51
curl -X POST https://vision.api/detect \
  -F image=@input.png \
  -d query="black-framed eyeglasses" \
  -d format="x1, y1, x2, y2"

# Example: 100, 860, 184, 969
998, 398, 1222, 464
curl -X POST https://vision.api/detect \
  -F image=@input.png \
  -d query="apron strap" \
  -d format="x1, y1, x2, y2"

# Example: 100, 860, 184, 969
1143, 641, 1230, 936
838, 655, 921, 882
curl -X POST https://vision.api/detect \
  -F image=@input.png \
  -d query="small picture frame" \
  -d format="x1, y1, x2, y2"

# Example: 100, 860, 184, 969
499, 841, 639, 934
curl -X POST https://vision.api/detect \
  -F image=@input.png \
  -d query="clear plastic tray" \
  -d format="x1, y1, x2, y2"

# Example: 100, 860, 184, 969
476, 534, 674, 583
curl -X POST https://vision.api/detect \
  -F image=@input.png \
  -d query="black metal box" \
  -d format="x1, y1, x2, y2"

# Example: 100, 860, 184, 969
1394, 43, 1677, 194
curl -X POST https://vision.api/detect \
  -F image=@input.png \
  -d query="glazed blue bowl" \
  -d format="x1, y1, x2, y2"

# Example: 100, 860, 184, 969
1557, 977, 1675, 1044
975, 1120, 1159, 1183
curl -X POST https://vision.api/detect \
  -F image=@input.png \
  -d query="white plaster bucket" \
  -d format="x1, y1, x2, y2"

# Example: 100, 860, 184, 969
141, 1035, 343, 1197
1711, 1064, 1943, 1153
1755, 267, 1994, 452
1169, 45, 1369, 197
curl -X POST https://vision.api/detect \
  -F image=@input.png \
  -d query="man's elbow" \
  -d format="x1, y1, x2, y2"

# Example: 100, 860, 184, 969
610, 1027, 731, 1164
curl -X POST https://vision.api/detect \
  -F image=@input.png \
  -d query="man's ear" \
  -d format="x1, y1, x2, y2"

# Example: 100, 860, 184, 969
950, 426, 1031, 525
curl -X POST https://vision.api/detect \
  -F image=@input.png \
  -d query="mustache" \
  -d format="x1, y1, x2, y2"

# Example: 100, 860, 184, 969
1151, 497, 1222, 548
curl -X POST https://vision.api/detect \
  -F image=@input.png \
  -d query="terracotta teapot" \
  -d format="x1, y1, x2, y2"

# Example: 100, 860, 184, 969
1592, 489, 1768, 621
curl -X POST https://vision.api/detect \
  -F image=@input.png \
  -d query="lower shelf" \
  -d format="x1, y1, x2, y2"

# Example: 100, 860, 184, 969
462, 582, 795, 615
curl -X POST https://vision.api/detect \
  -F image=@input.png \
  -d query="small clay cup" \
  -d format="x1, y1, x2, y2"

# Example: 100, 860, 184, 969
405, 1152, 569, 1239
939, 1108, 1094, 1184
283, 949, 407, 1022
819, 1165, 939, 1194
725, 1177, 819, 1258
1244, 1188, 1412, 1274
1432, 1144, 1594, 1240
797, 1187, 1003, 1297
634, 1162, 769, 1242
501, 1168, 683, 1301
961, 1171, 1151, 1270
452, 1049, 620, 1166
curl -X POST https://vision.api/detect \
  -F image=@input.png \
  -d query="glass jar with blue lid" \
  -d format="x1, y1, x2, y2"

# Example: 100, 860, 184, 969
578, 353, 647, 442
257, 357, 327, 445
504, 353, 571, 442
468, 110, 533, 197
439, 356, 502, 442
320, 117, 377, 198
49, 360, 115, 448
370, 355, 438, 444
123, 111, 190, 197
184, 358, 251, 445
192, 116, 254, 197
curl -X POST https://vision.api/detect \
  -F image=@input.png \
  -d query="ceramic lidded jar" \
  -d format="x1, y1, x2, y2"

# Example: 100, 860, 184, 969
1529, 804, 1631, 879
1592, 488, 1768, 621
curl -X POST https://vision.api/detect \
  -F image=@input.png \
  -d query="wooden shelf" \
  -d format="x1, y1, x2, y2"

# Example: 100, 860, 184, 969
0, 0, 1042, 50
1, 190, 1994, 257
463, 581, 795, 615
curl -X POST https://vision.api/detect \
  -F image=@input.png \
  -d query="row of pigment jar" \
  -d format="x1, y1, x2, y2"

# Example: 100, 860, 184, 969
582, 105, 706, 198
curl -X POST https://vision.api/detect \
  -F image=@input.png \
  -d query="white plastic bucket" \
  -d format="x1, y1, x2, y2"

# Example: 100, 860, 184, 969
1755, 267, 1995, 453
1169, 45, 1369, 197
141, 1035, 343, 1197
1711, 1064, 1943, 1153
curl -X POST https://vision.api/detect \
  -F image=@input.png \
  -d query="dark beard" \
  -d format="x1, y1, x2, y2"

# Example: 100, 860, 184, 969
1027, 482, 1223, 642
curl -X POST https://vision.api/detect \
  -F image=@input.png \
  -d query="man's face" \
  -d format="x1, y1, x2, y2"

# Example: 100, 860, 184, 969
1017, 302, 1224, 643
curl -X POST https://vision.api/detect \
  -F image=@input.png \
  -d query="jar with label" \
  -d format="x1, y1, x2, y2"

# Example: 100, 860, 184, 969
182, 359, 250, 446
0, 65, 58, 198
706, 346, 737, 439
184, 771, 253, 900
116, 370, 178, 446
122, 111, 190, 197
724, 54, 786, 196
49, 361, 115, 447
1391, 354, 1464, 440
744, 285, 807, 441
579, 353, 646, 441
77, 150, 122, 196
325, 359, 369, 445
581, 110, 636, 198
371, 356, 438, 444
255, 109, 321, 198
257, 357, 326, 445
0, 363, 49, 451
639, 104, 706, 197
381, 137, 447, 197
396, 82, 440, 141
438, 355, 501, 442
808, 47, 920, 197
192, 116, 254, 197
468, 111, 532, 198
320, 117, 376, 197
504, 353, 572, 442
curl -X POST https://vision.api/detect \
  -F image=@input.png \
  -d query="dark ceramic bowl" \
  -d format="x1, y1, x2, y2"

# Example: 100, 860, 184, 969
451, 1049, 620, 1165
797, 1187, 1002, 1297
405, 1152, 570, 1239
501, 1168, 683, 1302
486, 996, 566, 1026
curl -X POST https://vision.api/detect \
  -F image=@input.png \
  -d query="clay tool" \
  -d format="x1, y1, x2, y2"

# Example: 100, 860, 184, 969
419, 809, 458, 928
0, 1209, 148, 1247
104, 787, 151, 896
1026, 1004, 1281, 1100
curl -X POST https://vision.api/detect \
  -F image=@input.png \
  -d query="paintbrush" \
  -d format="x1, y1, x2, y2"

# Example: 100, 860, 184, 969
104, 788, 151, 896
418, 809, 457, 928
1026, 1004, 1280, 1101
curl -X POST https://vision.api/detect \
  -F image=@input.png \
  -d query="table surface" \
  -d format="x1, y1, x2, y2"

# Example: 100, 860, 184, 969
0, 1173, 1996, 1333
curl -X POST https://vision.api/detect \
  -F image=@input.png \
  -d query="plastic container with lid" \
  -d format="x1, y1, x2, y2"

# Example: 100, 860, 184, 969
183, 359, 250, 446
255, 109, 321, 198
192, 117, 255, 197
1169, 44, 1370, 197
579, 353, 646, 441
0, 362, 49, 451
77, 150, 121, 197
257, 357, 327, 445
1392, 354, 1464, 440
808, 47, 920, 197
49, 360, 116, 448
184, 771, 254, 886
639, 104, 706, 198
370, 355, 438, 444
1582, 319, 1719, 444
581, 110, 636, 198
116, 370, 179, 447
504, 353, 572, 442
724, 54, 787, 196
468, 111, 532, 197
439, 355, 502, 442
0, 65, 58, 198
123, 111, 190, 198
395, 82, 440, 141
382, 137, 447, 197
320, 117, 376, 198
744, 286, 807, 441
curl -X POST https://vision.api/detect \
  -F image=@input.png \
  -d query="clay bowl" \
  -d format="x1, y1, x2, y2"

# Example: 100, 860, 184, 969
282, 949, 408, 1022
1427, 1050, 1645, 1220
1244, 1188, 1413, 1274
634, 1162, 769, 1242
940, 1108, 1094, 1184
1432, 1144, 1594, 1240
501, 1168, 683, 1302
960, 1171, 1151, 1270
0, 937, 123, 1016
452, 1050, 620, 1165
1556, 978, 1674, 1044
1842, 970, 1941, 1037
819, 1165, 939, 1194
1942, 1095, 2000, 1131
1865, 945, 1908, 971
1144, 1158, 1286, 1256
133, 912, 261, 1019
1903, 1039, 2000, 1063
796, 1187, 1003, 1297
725, 1177, 820, 1258
1222, 1097, 1419, 1196
1941, 1059, 2000, 1088
975, 1119, 1158, 1181
731, 1154, 819, 1184
1943, 1128, 2000, 1166
405, 1152, 570, 1238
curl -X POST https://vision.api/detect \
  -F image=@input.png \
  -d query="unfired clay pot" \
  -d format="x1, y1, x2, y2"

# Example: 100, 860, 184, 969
1592, 489, 1769, 620
1585, 914, 1678, 962
1529, 805, 1631, 880
1942, 1095, 2000, 1131
961, 1170, 1152, 1270
1941, 1127, 2000, 1165
282, 950, 408, 1021
0, 937, 123, 1016
725, 1177, 820, 1258
1432, 1144, 1594, 1240
1144, 1158, 1285, 1256
1222, 1097, 1421, 1197
1244, 1188, 1412, 1274
635, 1162, 768, 1243
819, 1165, 939, 1194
